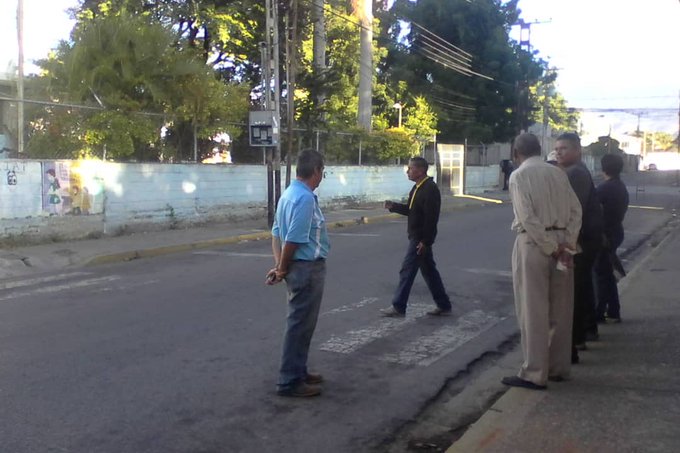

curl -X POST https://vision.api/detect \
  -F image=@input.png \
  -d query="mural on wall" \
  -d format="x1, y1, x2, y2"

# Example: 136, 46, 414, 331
41, 161, 104, 216
3, 161, 24, 191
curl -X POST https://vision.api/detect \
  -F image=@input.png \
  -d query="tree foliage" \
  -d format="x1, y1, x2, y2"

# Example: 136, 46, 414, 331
384, 0, 547, 144
27, 0, 574, 162
28, 9, 250, 161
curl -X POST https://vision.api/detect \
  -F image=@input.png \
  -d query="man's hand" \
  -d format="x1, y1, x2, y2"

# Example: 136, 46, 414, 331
416, 241, 428, 256
265, 268, 287, 285
384, 200, 394, 210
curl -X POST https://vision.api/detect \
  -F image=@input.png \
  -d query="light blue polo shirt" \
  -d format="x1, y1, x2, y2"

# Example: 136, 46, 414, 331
272, 180, 330, 261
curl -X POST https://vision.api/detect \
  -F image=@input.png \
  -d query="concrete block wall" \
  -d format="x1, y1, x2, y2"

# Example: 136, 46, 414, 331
0, 160, 42, 220
465, 166, 500, 194
0, 161, 417, 241
319, 166, 412, 205
102, 163, 267, 231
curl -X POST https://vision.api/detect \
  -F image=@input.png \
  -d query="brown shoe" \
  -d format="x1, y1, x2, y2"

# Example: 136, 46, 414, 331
277, 383, 322, 397
305, 373, 324, 385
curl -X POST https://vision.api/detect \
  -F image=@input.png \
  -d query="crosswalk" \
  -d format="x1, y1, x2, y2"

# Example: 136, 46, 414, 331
0, 272, 158, 302
319, 300, 507, 367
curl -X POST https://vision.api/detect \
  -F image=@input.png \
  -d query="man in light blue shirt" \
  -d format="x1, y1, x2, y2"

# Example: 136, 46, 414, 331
266, 149, 329, 397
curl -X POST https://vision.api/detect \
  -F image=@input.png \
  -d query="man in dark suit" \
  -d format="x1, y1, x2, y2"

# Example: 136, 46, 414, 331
555, 133, 604, 363
380, 157, 453, 317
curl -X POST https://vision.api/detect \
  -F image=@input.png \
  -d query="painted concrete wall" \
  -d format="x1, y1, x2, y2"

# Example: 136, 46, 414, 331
465, 166, 500, 194
0, 159, 501, 241
1, 160, 42, 219
0, 161, 414, 240
102, 163, 267, 231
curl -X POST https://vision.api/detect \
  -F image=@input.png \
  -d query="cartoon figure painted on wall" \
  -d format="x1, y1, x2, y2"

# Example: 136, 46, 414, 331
45, 168, 63, 215
69, 185, 93, 215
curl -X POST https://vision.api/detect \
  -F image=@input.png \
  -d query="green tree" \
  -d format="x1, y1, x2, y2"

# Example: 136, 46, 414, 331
529, 77, 579, 135
645, 132, 675, 151
403, 95, 438, 149
29, 11, 249, 161
385, 0, 545, 144
584, 136, 624, 158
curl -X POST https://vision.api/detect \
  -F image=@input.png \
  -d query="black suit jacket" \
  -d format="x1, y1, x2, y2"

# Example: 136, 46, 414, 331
389, 177, 441, 246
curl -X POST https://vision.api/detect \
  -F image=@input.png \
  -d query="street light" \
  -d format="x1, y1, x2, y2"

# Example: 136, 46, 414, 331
393, 102, 403, 128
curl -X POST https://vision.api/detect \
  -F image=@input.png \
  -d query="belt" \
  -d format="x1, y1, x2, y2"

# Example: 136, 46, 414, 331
519, 226, 566, 233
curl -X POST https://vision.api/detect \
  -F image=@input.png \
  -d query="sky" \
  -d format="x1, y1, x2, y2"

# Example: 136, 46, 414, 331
1, 0, 678, 137
513, 0, 679, 136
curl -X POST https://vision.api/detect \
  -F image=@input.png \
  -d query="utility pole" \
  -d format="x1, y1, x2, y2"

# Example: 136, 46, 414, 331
266, 0, 282, 206
515, 18, 551, 135
285, 0, 299, 188
312, 0, 326, 131
355, 0, 372, 130
541, 83, 550, 156
261, 0, 283, 226
260, 41, 275, 227
16, 0, 25, 155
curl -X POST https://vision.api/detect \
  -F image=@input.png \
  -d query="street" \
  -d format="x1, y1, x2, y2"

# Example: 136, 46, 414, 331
0, 193, 677, 453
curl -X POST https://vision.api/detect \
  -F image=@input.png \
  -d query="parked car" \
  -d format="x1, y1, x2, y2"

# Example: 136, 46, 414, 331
647, 163, 658, 171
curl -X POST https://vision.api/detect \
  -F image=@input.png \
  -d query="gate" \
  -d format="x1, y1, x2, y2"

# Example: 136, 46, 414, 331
437, 144, 465, 195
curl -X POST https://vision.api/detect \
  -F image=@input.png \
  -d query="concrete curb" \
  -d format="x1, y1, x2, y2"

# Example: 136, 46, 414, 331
83, 197, 502, 268
84, 213, 404, 267
446, 388, 547, 453
85, 231, 273, 266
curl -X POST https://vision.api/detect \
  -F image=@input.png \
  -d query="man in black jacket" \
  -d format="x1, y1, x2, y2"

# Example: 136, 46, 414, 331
555, 133, 604, 363
380, 157, 452, 317
594, 153, 629, 323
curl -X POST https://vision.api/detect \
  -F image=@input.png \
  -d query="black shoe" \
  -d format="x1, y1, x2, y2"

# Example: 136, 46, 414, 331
585, 331, 600, 342
548, 375, 566, 382
501, 376, 546, 390
277, 383, 322, 397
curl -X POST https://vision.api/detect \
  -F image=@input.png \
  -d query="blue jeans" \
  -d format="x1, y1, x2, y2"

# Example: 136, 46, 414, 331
278, 260, 326, 390
391, 240, 451, 313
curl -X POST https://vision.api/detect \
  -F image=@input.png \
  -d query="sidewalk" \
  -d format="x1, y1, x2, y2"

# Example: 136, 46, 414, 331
448, 219, 680, 453
0, 191, 510, 279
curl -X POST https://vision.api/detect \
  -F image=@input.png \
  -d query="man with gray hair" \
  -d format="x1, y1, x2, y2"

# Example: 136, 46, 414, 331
502, 133, 582, 390
267, 150, 330, 397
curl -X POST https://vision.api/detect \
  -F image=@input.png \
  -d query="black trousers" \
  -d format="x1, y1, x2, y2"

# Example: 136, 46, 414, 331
573, 243, 600, 345
595, 230, 624, 320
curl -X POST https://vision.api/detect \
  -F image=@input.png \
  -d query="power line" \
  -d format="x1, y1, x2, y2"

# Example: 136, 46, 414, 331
409, 20, 472, 60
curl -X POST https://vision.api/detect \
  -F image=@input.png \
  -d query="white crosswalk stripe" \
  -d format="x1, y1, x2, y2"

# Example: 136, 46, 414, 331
0, 272, 91, 291
328, 233, 381, 237
319, 303, 432, 354
0, 276, 121, 302
459, 268, 512, 278
92, 279, 160, 294
321, 297, 379, 316
380, 309, 504, 366
193, 251, 272, 258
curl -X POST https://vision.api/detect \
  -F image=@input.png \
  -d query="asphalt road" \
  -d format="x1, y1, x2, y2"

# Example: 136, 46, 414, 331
0, 191, 677, 453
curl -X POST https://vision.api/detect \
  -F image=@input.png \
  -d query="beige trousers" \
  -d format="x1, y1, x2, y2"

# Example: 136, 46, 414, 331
512, 233, 574, 386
